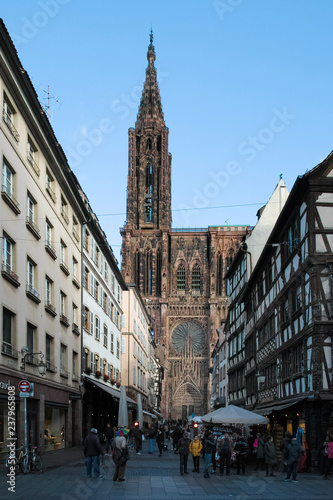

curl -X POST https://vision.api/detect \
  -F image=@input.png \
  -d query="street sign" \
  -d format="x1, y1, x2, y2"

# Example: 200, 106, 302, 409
69, 393, 82, 400
20, 392, 30, 398
18, 380, 31, 392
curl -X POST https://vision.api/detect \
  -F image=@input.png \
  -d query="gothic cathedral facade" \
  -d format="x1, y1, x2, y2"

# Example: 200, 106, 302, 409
121, 34, 248, 420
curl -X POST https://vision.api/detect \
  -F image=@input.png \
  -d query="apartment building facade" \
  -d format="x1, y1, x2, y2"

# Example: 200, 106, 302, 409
0, 20, 89, 453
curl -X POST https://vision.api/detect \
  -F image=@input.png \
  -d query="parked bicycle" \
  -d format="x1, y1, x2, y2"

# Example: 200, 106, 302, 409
28, 445, 43, 472
5, 444, 30, 474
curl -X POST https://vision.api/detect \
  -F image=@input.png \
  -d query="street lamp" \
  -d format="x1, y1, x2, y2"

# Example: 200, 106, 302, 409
21, 348, 47, 376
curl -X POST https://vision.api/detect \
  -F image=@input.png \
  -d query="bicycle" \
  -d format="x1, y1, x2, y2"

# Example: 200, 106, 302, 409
28, 445, 43, 472
5, 444, 30, 474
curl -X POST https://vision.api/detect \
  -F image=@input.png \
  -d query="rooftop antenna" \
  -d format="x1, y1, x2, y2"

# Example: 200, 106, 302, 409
42, 85, 63, 120
225, 218, 229, 225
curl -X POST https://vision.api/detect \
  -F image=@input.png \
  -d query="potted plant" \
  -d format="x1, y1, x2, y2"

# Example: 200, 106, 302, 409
85, 367, 92, 375
111, 378, 116, 385
95, 370, 102, 378
104, 374, 110, 382
116, 382, 121, 388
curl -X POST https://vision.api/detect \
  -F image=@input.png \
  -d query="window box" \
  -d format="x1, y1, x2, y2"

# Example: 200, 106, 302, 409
95, 371, 102, 378
60, 260, 70, 276
26, 216, 41, 240
1, 263, 21, 288
45, 242, 57, 260
45, 302, 57, 317
1, 186, 21, 214
72, 323, 80, 336
72, 276, 80, 289
26, 284, 41, 304
111, 378, 116, 385
60, 314, 70, 327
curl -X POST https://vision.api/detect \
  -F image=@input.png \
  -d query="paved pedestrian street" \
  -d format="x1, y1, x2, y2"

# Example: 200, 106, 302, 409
1, 441, 332, 500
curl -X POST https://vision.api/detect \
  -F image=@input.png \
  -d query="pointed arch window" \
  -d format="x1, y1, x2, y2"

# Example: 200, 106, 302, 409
177, 264, 186, 291
146, 163, 153, 194
192, 264, 201, 291
144, 250, 152, 295
217, 252, 223, 296
134, 251, 140, 289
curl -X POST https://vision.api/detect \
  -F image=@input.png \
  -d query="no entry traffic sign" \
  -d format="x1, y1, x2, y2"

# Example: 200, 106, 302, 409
18, 380, 31, 392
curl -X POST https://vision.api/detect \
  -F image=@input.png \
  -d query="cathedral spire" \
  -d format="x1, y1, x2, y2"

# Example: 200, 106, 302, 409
136, 31, 164, 127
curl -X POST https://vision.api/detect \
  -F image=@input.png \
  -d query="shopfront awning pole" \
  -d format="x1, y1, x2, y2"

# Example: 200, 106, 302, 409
24, 396, 27, 450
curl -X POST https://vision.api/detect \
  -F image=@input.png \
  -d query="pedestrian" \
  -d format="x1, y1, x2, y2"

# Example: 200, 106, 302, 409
264, 436, 277, 477
203, 429, 215, 478
83, 428, 103, 478
178, 431, 191, 475
164, 422, 169, 440
255, 433, 265, 471
104, 423, 114, 455
218, 432, 232, 476
324, 435, 333, 479
147, 423, 156, 454
189, 435, 203, 472
284, 437, 303, 483
156, 427, 165, 456
280, 431, 292, 472
172, 424, 182, 454
132, 422, 143, 455
211, 433, 218, 474
112, 430, 129, 482
320, 435, 329, 476
234, 434, 248, 475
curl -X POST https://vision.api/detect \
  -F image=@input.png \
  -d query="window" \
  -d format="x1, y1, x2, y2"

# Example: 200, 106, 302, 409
177, 264, 186, 291
192, 264, 201, 291
26, 258, 39, 300
72, 256, 78, 278
2, 232, 13, 273
45, 276, 53, 305
217, 253, 223, 296
72, 351, 78, 378
133, 366, 136, 385
122, 338, 126, 354
83, 226, 90, 251
45, 169, 56, 202
144, 251, 152, 295
90, 311, 94, 334
60, 343, 67, 375
45, 334, 53, 370
60, 240, 66, 265
104, 260, 109, 282
110, 333, 114, 353
2, 157, 20, 214
72, 303, 78, 326
103, 325, 108, 347
26, 192, 40, 239
2, 307, 15, 355
95, 316, 100, 340
27, 136, 39, 175
3, 93, 19, 141
116, 340, 120, 359
46, 220, 52, 246
27, 322, 35, 356
60, 291, 66, 317
72, 216, 80, 242
84, 266, 89, 289
60, 195, 69, 224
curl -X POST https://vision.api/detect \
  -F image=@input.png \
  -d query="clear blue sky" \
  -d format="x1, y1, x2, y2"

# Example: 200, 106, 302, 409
2, 0, 333, 261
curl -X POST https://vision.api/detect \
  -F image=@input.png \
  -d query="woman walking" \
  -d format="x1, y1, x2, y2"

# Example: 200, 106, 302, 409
189, 435, 202, 473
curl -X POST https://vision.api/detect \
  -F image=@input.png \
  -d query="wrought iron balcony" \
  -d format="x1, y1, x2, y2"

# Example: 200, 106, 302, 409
60, 314, 70, 327
72, 323, 80, 336
26, 216, 41, 240
45, 241, 57, 260
1, 185, 20, 214
45, 183, 56, 203
45, 301, 57, 317
27, 151, 40, 176
26, 283, 41, 304
46, 361, 57, 373
1, 262, 20, 288
2, 110, 20, 141
60, 259, 70, 276
72, 275, 80, 289
61, 207, 69, 224
1, 341, 19, 359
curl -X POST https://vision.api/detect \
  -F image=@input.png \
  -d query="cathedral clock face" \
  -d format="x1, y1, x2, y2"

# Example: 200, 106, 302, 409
171, 322, 206, 355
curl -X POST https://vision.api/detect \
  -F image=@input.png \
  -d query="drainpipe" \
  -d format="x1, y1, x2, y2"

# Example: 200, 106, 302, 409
240, 244, 252, 275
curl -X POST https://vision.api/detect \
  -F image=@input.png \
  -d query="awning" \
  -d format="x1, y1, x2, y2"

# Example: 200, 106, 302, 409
143, 410, 157, 419
254, 397, 306, 416
84, 376, 137, 405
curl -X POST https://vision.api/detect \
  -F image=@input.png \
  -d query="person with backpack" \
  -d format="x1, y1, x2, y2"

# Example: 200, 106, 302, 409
189, 435, 203, 472
112, 431, 129, 482
324, 435, 333, 479
218, 432, 232, 476
234, 434, 248, 475
178, 431, 191, 475
284, 437, 303, 483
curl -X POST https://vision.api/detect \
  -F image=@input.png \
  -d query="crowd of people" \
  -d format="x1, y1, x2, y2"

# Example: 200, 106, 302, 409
83, 421, 333, 483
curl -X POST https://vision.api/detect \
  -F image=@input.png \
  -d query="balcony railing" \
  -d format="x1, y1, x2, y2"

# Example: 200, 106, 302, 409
61, 207, 69, 224
45, 183, 56, 203
60, 367, 69, 378
72, 323, 80, 336
72, 275, 80, 289
27, 151, 40, 176
45, 241, 57, 260
26, 216, 41, 240
46, 361, 57, 373
26, 283, 41, 304
45, 301, 57, 317
2, 110, 20, 141
1, 341, 19, 359
1, 185, 20, 214
1, 262, 20, 288
60, 259, 70, 276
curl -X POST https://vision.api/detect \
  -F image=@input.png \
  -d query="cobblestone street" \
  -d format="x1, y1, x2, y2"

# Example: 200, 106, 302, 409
0, 440, 332, 500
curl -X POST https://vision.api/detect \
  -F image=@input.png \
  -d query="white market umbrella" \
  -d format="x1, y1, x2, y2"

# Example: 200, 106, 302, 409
137, 392, 143, 429
202, 405, 269, 425
118, 386, 129, 427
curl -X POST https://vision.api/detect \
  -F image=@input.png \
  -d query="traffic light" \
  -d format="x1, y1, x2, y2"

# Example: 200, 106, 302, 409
134, 421, 139, 427
193, 422, 198, 429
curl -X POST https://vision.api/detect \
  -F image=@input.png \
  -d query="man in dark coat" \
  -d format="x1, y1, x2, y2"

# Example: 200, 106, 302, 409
280, 431, 292, 472
178, 431, 191, 475
234, 434, 248, 475
156, 428, 165, 456
172, 424, 183, 454
104, 423, 114, 455
84, 428, 103, 478
132, 422, 143, 455
284, 437, 303, 482
203, 429, 215, 478
264, 436, 277, 477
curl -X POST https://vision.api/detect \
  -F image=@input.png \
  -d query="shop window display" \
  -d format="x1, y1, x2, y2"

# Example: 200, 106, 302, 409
44, 406, 66, 450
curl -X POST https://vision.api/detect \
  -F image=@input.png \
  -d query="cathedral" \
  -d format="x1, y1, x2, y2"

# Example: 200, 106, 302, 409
121, 33, 248, 420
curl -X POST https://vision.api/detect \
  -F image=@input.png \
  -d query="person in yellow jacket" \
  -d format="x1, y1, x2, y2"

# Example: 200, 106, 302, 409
189, 435, 203, 472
